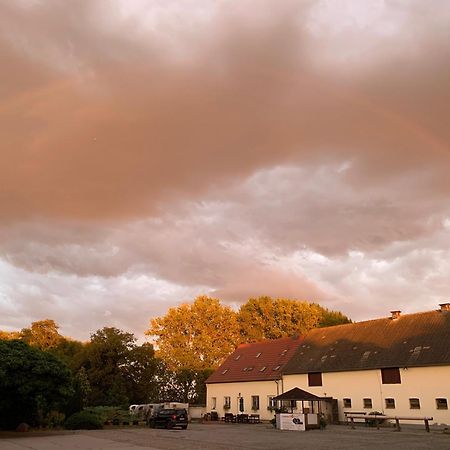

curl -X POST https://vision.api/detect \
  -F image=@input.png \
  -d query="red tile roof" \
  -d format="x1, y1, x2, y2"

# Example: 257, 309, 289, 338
206, 336, 303, 384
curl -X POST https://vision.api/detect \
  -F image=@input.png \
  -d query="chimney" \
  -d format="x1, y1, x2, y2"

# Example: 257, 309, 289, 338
439, 303, 450, 312
390, 310, 401, 320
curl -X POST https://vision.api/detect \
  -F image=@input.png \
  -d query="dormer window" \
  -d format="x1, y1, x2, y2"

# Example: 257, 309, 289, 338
235, 355, 241, 360
281, 349, 288, 356
259, 366, 266, 372
256, 352, 262, 358
273, 365, 281, 371
221, 369, 228, 374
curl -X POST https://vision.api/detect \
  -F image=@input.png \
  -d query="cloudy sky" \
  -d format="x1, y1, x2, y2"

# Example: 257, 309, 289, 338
1, 0, 449, 340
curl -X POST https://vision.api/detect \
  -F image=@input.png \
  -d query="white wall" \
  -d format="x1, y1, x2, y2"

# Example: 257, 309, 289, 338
284, 365, 450, 425
206, 380, 281, 421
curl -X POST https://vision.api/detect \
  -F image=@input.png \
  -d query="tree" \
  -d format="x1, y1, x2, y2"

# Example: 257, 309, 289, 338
318, 308, 352, 327
21, 319, 63, 350
79, 327, 157, 406
49, 337, 85, 371
151, 361, 213, 404
238, 297, 351, 342
0, 330, 21, 340
122, 343, 158, 404
0, 340, 73, 429
146, 296, 241, 372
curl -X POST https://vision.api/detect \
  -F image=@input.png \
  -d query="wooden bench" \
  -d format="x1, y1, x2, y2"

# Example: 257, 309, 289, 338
347, 414, 433, 432
387, 416, 433, 433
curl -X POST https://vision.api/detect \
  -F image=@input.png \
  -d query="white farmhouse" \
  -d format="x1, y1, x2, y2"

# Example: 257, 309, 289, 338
206, 304, 450, 425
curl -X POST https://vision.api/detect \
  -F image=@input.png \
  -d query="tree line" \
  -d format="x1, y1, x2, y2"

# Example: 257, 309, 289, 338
0, 296, 350, 429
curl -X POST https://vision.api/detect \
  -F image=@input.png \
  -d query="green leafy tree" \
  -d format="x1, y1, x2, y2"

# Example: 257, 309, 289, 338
122, 343, 158, 404
80, 327, 157, 406
49, 337, 85, 369
318, 308, 352, 327
0, 340, 73, 429
238, 297, 351, 342
151, 361, 213, 404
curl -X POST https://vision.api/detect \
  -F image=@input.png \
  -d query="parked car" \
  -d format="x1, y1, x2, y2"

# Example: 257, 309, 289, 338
148, 408, 188, 429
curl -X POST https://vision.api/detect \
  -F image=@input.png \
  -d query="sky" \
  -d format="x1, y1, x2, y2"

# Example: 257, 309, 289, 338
0, 0, 449, 340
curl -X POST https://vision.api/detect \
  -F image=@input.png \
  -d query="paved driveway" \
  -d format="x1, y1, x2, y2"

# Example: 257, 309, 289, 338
1, 423, 449, 450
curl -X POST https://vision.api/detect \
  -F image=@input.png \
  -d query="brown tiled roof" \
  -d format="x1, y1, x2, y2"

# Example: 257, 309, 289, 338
206, 336, 303, 384
283, 310, 450, 374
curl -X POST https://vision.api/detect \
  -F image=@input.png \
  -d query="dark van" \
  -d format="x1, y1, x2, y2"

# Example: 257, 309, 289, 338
148, 408, 188, 429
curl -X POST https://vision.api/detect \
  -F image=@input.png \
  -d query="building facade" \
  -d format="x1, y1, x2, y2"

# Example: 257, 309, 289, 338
206, 305, 450, 425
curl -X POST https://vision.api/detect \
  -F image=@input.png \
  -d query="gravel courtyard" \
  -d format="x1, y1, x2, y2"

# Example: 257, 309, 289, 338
1, 423, 449, 450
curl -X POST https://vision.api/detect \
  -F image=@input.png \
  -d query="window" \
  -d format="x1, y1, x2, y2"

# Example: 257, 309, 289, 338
343, 398, 352, 408
256, 352, 262, 358
363, 398, 372, 409
211, 397, 217, 409
259, 366, 266, 372
234, 355, 241, 360
224, 396, 231, 409
221, 369, 228, 374
436, 398, 448, 410
308, 372, 323, 387
267, 396, 276, 410
409, 398, 420, 409
381, 367, 401, 384
251, 395, 260, 410
385, 398, 396, 409
239, 397, 244, 412
273, 365, 281, 371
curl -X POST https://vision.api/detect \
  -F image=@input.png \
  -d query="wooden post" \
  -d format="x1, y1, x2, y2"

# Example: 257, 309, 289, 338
395, 418, 401, 432
425, 419, 430, 433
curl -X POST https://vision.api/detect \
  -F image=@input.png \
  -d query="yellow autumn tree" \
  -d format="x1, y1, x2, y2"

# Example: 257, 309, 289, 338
20, 319, 63, 350
146, 296, 241, 371
0, 330, 21, 340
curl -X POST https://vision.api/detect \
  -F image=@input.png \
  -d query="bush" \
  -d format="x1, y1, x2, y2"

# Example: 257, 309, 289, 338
65, 411, 103, 430
367, 411, 384, 427
83, 406, 119, 424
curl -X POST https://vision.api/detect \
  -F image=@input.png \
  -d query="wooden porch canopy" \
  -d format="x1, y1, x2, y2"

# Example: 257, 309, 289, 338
273, 387, 323, 402
273, 387, 324, 414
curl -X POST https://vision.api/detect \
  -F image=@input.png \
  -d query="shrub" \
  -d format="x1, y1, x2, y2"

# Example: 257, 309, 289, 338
65, 411, 103, 430
367, 411, 384, 427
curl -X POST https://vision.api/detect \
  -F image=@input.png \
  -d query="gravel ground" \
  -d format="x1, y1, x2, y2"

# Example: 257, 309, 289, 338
1, 422, 449, 450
